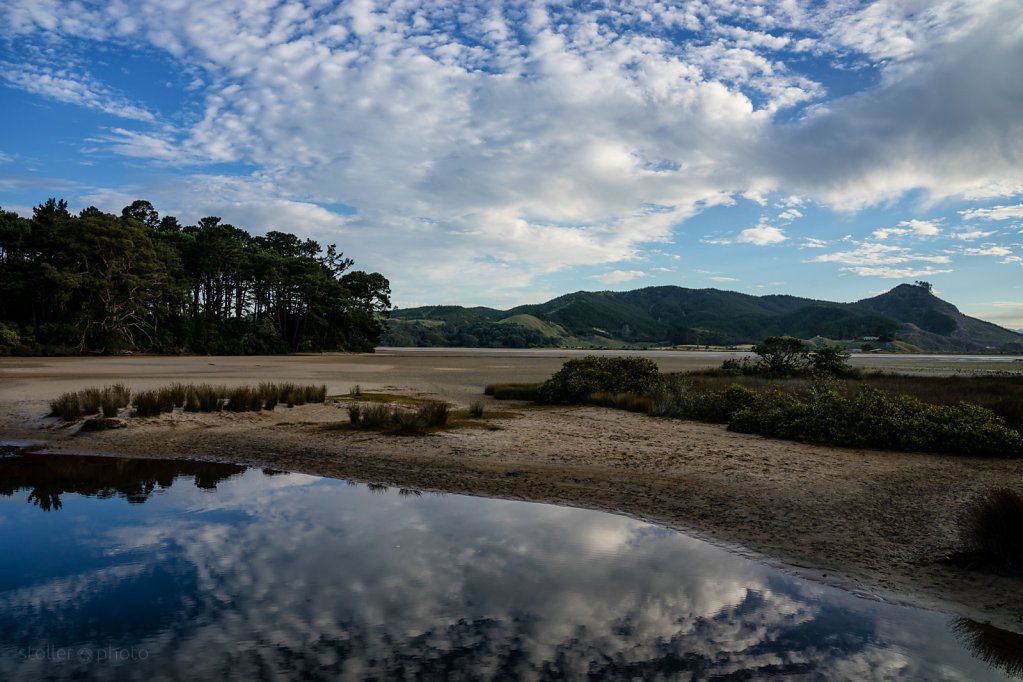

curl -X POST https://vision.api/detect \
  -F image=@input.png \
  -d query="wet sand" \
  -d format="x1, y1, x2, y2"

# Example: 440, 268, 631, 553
1, 350, 1021, 632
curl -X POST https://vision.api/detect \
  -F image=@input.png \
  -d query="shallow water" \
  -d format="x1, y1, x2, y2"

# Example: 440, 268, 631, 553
0, 454, 1016, 681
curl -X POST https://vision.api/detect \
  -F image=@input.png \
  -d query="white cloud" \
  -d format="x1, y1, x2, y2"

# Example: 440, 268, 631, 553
1, 0, 1021, 304
871, 219, 942, 240
800, 238, 828, 249
736, 225, 787, 245
840, 265, 955, 278
960, 204, 1023, 221
591, 270, 648, 285
708, 276, 737, 282
961, 245, 1013, 257
811, 243, 951, 267
0, 63, 155, 121
950, 229, 995, 241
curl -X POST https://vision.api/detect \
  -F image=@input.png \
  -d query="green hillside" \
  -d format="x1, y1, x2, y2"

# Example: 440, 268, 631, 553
382, 283, 1023, 352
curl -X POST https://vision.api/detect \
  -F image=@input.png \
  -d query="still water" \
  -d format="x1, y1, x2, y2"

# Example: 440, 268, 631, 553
0, 453, 1016, 681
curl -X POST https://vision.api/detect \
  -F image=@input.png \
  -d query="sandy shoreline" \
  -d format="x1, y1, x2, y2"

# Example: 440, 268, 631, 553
2, 351, 1022, 634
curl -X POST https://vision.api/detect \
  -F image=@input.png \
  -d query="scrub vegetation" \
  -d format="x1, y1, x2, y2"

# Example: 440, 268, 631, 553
489, 350, 1023, 458
50, 382, 328, 420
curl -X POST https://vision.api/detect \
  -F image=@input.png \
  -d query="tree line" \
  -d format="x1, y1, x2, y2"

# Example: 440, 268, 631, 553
0, 199, 391, 355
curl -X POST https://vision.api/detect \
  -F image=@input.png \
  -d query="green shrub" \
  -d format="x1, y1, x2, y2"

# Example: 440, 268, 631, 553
485, 383, 542, 400
726, 384, 1023, 456
347, 404, 362, 424
961, 488, 1023, 567
586, 391, 655, 413
536, 356, 664, 404
809, 345, 854, 376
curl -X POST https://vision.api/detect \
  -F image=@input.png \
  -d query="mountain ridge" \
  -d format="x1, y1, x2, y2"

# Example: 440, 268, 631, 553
384, 283, 1023, 353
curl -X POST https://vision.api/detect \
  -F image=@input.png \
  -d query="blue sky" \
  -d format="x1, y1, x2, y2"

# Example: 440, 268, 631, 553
1, 1, 1022, 329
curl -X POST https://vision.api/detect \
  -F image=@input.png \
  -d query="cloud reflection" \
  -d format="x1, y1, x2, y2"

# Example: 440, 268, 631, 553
0, 457, 1009, 680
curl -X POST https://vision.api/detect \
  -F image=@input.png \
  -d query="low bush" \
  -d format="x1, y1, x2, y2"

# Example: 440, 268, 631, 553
485, 383, 542, 400
961, 488, 1023, 567
586, 391, 655, 414
536, 356, 664, 404
726, 385, 1023, 457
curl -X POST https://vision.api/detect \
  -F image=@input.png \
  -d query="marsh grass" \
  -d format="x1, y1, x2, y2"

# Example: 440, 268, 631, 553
952, 618, 1023, 678
51, 382, 328, 419
961, 488, 1023, 567
49, 392, 85, 421
343, 398, 452, 435
468, 400, 485, 418
133, 390, 167, 418
225, 386, 263, 412
50, 385, 133, 421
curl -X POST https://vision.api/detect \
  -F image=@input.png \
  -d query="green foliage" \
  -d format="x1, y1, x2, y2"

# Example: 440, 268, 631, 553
726, 385, 1022, 457
536, 356, 664, 404
586, 392, 655, 414
0, 199, 390, 354
484, 383, 543, 400
753, 336, 809, 375
808, 344, 854, 376
468, 400, 485, 418
961, 488, 1023, 566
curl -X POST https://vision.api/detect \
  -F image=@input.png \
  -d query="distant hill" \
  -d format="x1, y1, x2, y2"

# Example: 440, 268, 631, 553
383, 283, 1023, 353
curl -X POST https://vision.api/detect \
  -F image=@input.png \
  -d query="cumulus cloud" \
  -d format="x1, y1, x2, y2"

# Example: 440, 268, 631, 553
0, 62, 155, 121
591, 270, 647, 284
737, 224, 787, 245
960, 245, 1013, 257
960, 204, 1023, 221
0, 0, 1021, 302
809, 240, 957, 278
872, 219, 942, 240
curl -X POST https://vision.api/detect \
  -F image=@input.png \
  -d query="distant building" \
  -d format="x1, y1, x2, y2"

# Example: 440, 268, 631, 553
862, 336, 879, 341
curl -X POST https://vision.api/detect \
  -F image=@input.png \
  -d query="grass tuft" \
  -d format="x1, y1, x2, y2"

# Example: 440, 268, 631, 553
961, 488, 1023, 567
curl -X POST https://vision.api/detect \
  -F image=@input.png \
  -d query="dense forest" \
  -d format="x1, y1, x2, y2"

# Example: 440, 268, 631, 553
0, 199, 391, 355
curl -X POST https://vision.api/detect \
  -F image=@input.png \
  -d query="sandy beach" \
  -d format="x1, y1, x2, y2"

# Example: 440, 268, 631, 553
1, 349, 1022, 633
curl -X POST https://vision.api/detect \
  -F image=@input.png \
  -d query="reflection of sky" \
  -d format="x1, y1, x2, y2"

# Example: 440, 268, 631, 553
0, 464, 1011, 681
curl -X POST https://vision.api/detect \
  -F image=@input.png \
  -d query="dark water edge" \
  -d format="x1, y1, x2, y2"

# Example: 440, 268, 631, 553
0, 452, 1018, 681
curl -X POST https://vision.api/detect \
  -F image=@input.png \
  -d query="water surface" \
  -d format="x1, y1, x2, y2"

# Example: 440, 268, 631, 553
0, 453, 1015, 680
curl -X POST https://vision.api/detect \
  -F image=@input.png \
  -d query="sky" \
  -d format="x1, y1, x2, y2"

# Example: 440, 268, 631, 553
1, 0, 1022, 330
